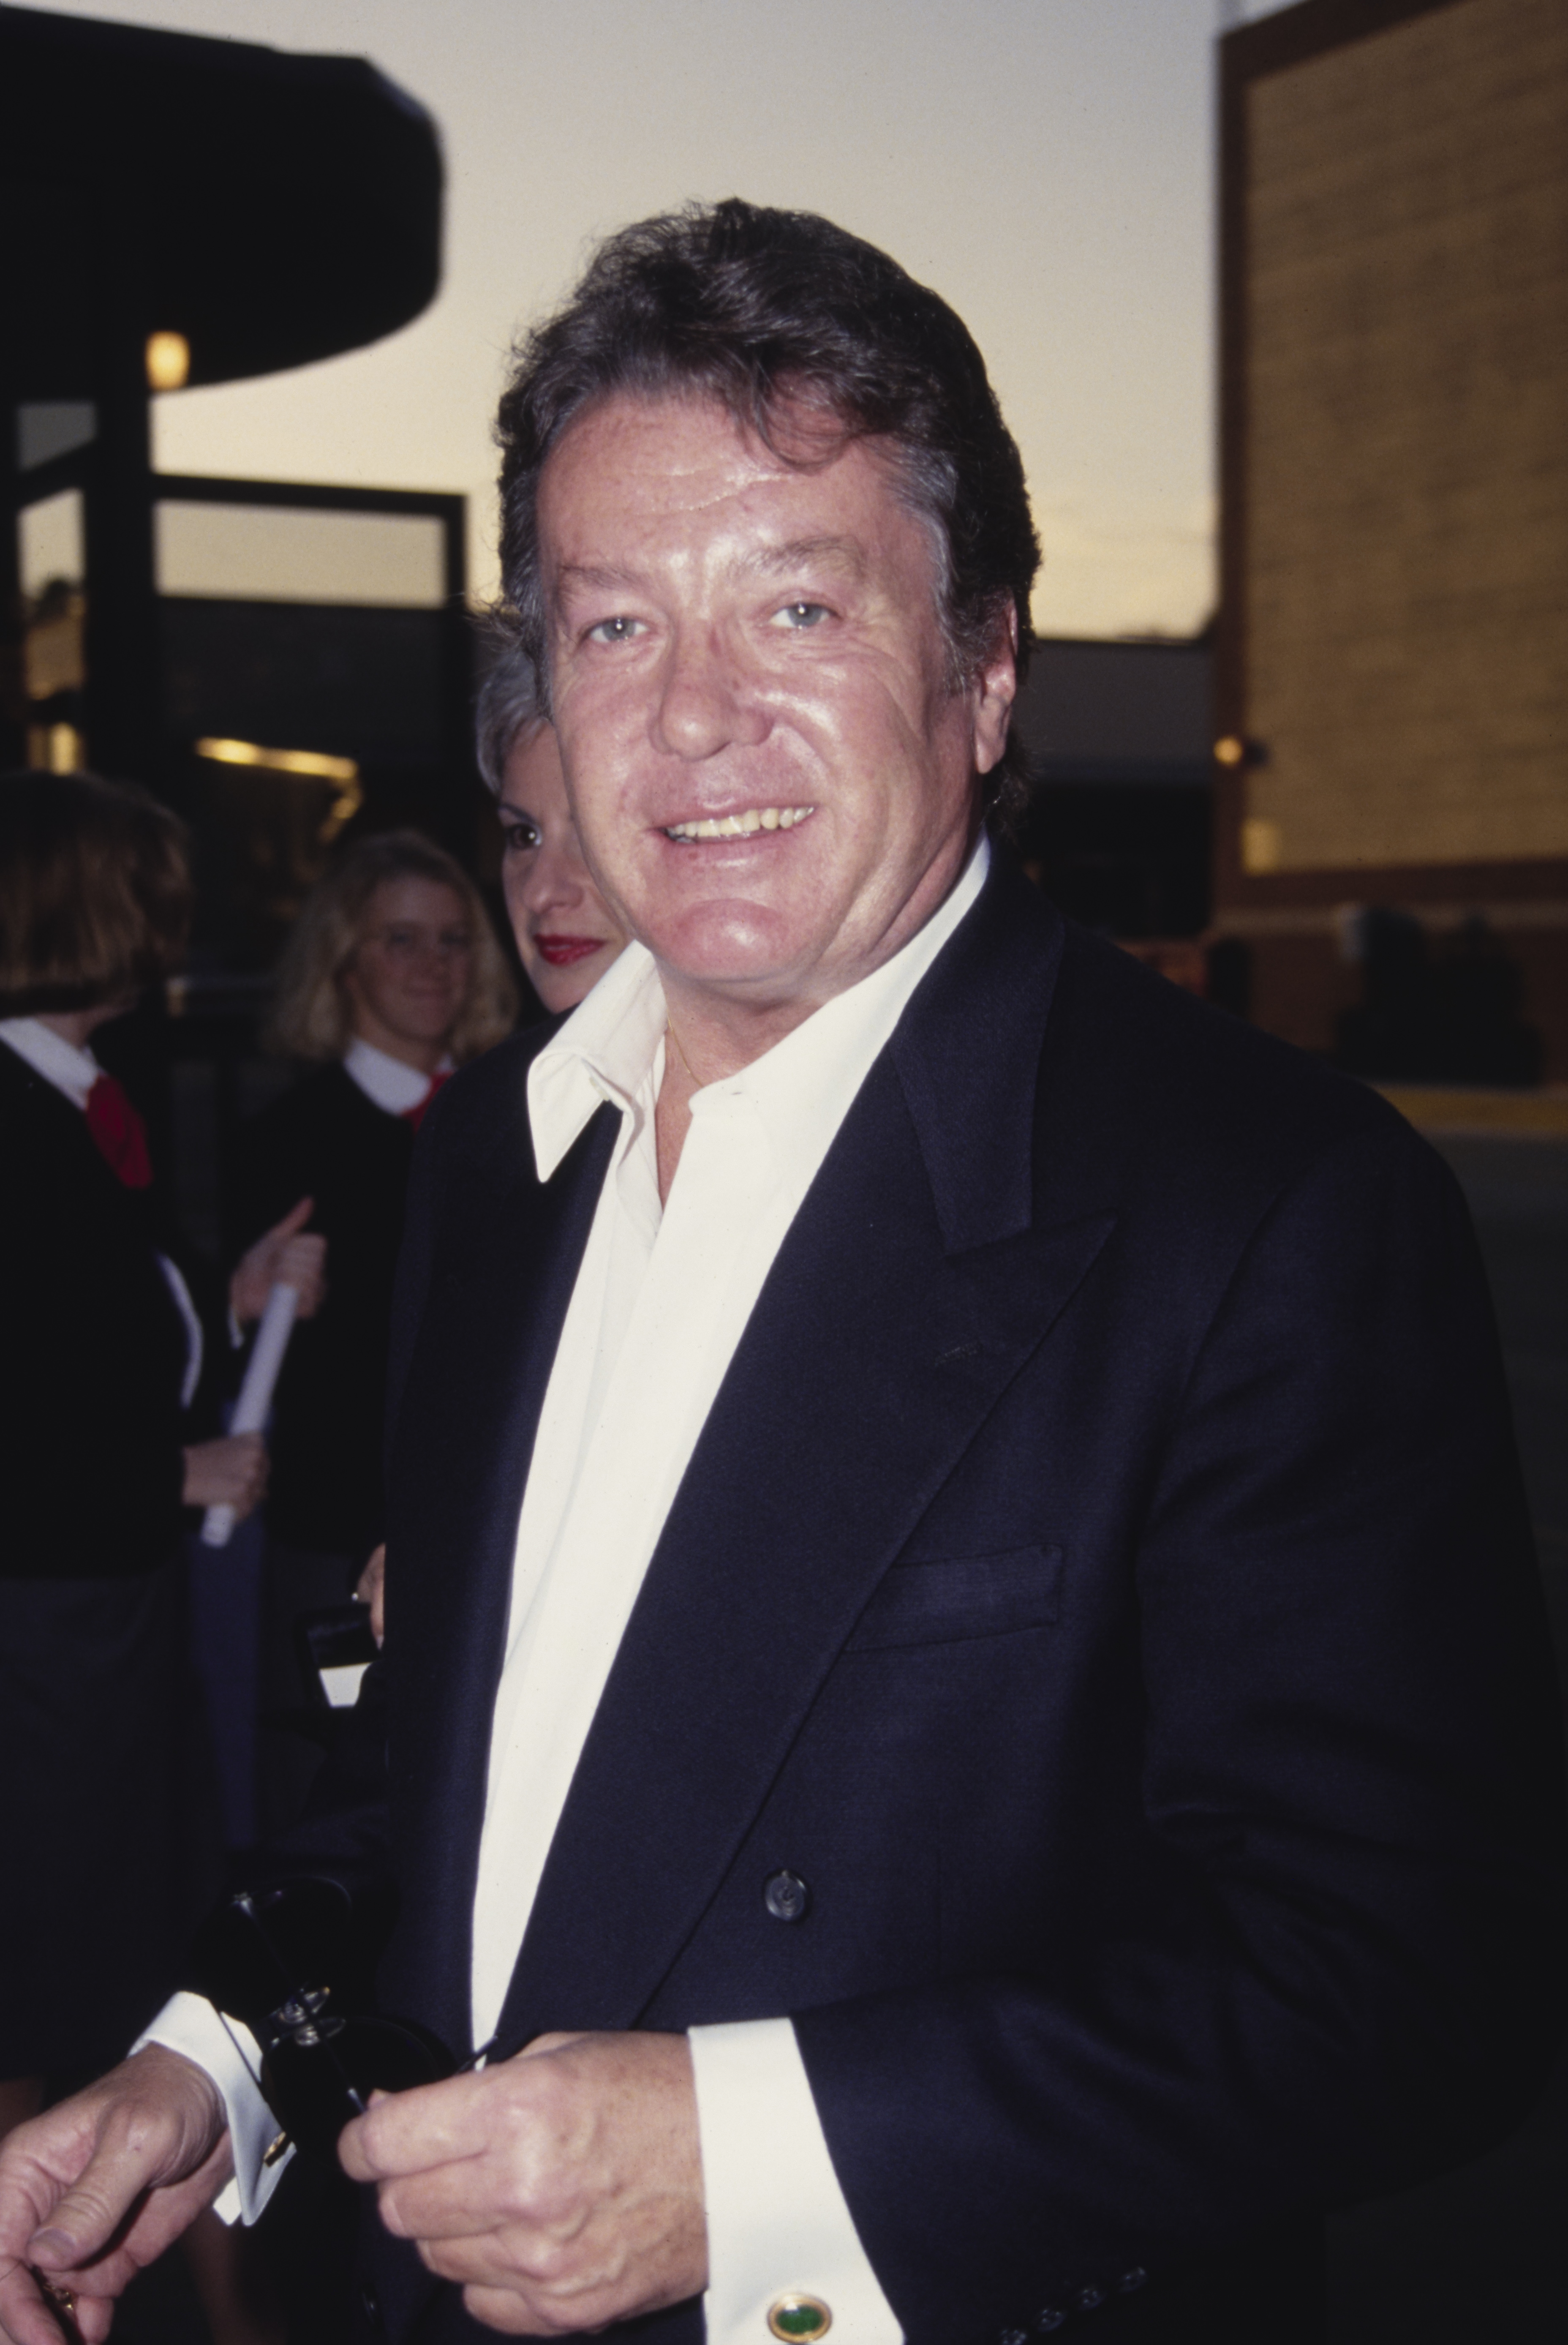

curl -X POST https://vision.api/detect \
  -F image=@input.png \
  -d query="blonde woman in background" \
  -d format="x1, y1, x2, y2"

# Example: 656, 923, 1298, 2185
237, 830, 516, 1830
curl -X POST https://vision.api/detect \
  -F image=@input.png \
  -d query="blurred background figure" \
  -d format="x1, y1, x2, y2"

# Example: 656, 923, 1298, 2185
0, 769, 319, 2345
238, 830, 516, 1831
476, 639, 629, 1015
1335, 906, 1544, 1090
0, 770, 324, 2120
355, 653, 629, 1647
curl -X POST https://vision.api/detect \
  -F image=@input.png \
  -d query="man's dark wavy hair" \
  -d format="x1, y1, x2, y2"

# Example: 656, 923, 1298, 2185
495, 198, 1040, 818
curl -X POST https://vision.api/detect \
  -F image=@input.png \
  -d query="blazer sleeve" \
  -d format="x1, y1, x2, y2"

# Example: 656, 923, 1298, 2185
793, 1118, 1568, 2341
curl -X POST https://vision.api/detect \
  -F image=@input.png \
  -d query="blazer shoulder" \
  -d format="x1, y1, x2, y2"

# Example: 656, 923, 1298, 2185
0, 1043, 113, 1204
421, 1017, 561, 1159
246, 1061, 375, 1145
1041, 918, 1438, 1205
236, 1063, 400, 1227
898, 865, 1427, 1252
0, 1039, 66, 1133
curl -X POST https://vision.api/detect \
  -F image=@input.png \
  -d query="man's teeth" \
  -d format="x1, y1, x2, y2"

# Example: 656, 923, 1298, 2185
664, 806, 815, 841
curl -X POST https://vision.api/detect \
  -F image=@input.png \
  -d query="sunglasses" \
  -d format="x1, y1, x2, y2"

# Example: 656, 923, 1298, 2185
187, 1877, 462, 2161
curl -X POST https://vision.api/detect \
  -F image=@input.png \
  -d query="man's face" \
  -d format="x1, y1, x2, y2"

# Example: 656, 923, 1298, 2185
537, 393, 1014, 1017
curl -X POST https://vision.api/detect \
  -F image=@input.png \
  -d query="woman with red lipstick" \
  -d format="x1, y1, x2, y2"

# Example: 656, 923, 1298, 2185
476, 643, 629, 1015
235, 833, 517, 1828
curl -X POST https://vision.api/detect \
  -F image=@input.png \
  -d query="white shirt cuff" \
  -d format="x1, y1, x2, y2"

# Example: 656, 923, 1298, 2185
688, 2017, 901, 2345
135, 1991, 294, 2225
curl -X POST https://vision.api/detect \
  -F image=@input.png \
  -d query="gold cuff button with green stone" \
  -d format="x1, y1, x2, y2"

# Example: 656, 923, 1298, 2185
767, 2294, 832, 2340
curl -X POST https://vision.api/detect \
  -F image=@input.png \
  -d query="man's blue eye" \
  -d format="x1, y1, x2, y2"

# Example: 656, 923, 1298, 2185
588, 616, 640, 644
774, 602, 829, 630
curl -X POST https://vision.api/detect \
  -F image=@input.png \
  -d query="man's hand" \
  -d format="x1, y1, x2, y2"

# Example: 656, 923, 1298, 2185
339, 2031, 706, 2336
0, 2048, 231, 2345
229, 1197, 327, 1326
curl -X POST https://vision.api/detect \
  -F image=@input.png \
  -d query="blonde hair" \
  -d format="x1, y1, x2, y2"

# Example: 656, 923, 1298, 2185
0, 769, 191, 1014
264, 830, 517, 1063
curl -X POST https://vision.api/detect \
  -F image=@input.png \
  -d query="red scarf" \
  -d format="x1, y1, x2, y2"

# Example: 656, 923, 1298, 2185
84, 1072, 152, 1188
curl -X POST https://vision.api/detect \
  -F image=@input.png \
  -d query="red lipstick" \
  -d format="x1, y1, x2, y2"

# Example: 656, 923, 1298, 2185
535, 935, 607, 968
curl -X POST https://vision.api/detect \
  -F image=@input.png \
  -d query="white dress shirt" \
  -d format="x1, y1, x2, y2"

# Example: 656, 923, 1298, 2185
342, 1034, 452, 1117
0, 1012, 103, 1110
147, 838, 989, 2341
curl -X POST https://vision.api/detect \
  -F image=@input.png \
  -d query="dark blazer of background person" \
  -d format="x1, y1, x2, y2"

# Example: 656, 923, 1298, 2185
261, 857, 1568, 2345
235, 1067, 414, 1560
0, 1044, 200, 1579
0, 1043, 221, 2073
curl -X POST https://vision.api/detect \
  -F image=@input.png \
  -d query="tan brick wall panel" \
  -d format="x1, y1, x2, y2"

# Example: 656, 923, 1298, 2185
1244, 0, 1568, 870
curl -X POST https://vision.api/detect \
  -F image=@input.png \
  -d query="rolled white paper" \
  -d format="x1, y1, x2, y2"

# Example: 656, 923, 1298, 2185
201, 1280, 299, 1547
321, 1661, 371, 1709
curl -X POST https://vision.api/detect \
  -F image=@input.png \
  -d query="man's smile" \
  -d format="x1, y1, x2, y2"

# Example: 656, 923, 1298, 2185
662, 804, 817, 842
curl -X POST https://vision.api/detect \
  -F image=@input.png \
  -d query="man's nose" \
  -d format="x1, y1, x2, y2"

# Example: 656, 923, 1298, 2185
652, 629, 768, 761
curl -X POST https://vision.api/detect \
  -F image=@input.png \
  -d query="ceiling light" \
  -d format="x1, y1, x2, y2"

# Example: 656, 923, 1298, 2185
147, 332, 191, 391
196, 736, 358, 783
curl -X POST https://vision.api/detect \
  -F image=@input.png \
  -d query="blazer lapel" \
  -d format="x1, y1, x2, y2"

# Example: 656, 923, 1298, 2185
387, 1083, 618, 2058
498, 864, 1115, 2045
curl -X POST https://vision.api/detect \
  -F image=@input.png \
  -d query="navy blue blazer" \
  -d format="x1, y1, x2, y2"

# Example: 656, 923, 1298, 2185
268, 856, 1567, 2345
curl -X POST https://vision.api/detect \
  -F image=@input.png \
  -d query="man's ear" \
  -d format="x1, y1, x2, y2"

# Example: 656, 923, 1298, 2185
971, 603, 1018, 778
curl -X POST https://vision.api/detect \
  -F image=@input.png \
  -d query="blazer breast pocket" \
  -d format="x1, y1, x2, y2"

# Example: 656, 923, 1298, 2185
844, 1544, 1064, 1652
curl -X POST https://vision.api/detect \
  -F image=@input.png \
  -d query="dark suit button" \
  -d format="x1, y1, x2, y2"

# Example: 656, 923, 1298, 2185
1037, 2313, 1067, 2334
999, 2331, 1031, 2344
1075, 2284, 1105, 2310
763, 1869, 811, 1922
1116, 2269, 1147, 2294
359, 2285, 379, 2321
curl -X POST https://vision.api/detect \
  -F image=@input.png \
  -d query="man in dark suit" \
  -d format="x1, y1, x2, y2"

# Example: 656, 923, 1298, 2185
2, 200, 1563, 2345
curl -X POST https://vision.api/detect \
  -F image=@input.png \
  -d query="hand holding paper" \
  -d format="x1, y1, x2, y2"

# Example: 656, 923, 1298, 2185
201, 1281, 298, 1547
228, 1197, 326, 1326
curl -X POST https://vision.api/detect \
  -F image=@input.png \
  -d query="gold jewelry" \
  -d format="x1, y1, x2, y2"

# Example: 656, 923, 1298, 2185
768, 2296, 832, 2340
30, 2271, 79, 2337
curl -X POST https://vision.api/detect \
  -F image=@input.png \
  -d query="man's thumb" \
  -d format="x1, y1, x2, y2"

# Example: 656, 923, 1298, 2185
28, 2138, 154, 2271
28, 2216, 97, 2270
